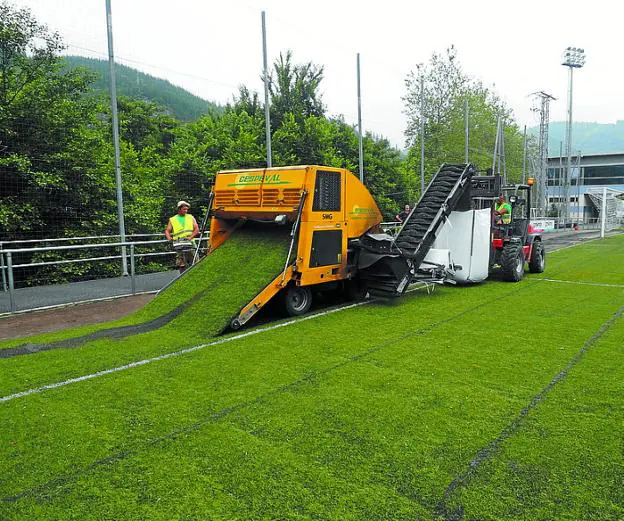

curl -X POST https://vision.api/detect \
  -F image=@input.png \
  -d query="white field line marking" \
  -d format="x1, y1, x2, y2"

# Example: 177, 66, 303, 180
0, 285, 432, 404
547, 235, 603, 253
0, 300, 375, 404
538, 278, 624, 288
1, 232, 618, 403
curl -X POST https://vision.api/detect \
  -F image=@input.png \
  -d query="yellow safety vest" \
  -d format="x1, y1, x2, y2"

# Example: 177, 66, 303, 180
495, 203, 512, 224
169, 214, 194, 240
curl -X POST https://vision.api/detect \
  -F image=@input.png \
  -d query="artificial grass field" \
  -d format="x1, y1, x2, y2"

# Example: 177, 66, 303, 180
1, 234, 623, 520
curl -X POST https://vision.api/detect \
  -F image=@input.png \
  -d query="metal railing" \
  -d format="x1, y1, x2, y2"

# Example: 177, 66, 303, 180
0, 232, 166, 248
0, 234, 209, 312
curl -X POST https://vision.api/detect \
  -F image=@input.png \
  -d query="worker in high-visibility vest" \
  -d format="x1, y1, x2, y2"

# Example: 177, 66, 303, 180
494, 194, 512, 225
165, 200, 200, 273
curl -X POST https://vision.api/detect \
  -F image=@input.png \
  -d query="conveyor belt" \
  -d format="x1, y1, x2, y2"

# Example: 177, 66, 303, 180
358, 163, 475, 298
394, 163, 474, 266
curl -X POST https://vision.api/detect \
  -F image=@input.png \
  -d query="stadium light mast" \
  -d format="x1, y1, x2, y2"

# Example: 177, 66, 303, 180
105, 0, 128, 276
562, 47, 585, 225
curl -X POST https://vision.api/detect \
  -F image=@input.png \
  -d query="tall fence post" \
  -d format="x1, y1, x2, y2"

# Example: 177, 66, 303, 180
600, 186, 607, 238
0, 246, 7, 293
6, 251, 15, 312
130, 243, 136, 295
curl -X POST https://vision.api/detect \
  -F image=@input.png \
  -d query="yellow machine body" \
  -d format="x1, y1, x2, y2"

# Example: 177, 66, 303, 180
208, 166, 382, 326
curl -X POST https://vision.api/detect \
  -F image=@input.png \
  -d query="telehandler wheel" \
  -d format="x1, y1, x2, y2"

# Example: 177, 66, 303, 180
528, 241, 545, 273
501, 243, 525, 282
284, 285, 313, 316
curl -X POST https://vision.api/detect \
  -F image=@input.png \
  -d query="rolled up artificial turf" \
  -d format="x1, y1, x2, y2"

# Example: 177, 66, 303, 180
0, 225, 291, 353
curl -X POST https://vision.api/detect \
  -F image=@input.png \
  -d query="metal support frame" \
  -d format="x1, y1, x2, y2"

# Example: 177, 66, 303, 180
492, 115, 501, 174
193, 192, 214, 265
419, 69, 426, 194
105, 0, 128, 276
130, 243, 136, 295
0, 248, 7, 293
261, 11, 272, 168
357, 53, 364, 183
600, 186, 607, 238
575, 151, 582, 222
281, 191, 308, 283
6, 252, 15, 312
464, 98, 469, 164
530, 91, 556, 216
0, 238, 211, 302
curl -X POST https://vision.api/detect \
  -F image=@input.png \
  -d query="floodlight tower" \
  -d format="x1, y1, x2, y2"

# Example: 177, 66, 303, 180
562, 47, 586, 224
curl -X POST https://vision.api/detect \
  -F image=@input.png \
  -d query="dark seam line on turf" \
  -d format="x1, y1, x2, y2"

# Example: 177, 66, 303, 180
434, 301, 624, 521
0, 277, 226, 359
1, 282, 539, 504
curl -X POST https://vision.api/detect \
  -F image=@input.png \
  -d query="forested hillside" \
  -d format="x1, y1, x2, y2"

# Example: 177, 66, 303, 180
62, 55, 223, 121
529, 121, 624, 155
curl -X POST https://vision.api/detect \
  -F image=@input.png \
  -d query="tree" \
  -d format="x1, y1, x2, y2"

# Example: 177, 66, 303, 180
0, 2, 111, 238
268, 50, 325, 130
403, 46, 527, 196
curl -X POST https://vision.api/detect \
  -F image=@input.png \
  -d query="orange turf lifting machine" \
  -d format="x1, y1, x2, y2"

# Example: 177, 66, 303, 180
206, 164, 544, 329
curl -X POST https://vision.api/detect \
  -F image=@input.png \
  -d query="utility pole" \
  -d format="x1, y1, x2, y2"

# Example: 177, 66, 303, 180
419, 66, 425, 194
464, 98, 469, 164
261, 11, 272, 167
500, 120, 507, 185
105, 0, 127, 276
357, 53, 364, 183
522, 125, 527, 184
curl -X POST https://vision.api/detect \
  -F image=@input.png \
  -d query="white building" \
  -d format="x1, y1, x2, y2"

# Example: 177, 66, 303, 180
547, 152, 624, 225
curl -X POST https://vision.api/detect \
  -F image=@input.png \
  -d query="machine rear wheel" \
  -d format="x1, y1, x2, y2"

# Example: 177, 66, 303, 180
501, 243, 525, 282
284, 285, 313, 316
529, 241, 545, 273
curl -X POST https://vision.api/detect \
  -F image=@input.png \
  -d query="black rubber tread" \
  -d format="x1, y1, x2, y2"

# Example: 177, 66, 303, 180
501, 243, 525, 282
403, 220, 430, 227
528, 241, 545, 273
420, 199, 443, 206
401, 226, 428, 234
398, 232, 425, 241
418, 199, 445, 207
417, 204, 443, 212
401, 227, 429, 237
420, 194, 446, 201
405, 217, 434, 226
431, 180, 457, 188
400, 236, 424, 245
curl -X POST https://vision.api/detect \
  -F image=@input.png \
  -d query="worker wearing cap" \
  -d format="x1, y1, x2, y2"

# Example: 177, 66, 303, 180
165, 200, 200, 273
494, 194, 512, 225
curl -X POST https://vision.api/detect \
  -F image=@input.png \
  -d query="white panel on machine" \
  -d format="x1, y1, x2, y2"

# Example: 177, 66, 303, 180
423, 209, 491, 283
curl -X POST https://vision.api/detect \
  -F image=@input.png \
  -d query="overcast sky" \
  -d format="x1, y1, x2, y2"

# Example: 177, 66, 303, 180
10, 0, 624, 148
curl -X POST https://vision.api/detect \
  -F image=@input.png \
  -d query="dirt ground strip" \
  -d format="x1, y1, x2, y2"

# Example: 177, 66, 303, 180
0, 294, 154, 341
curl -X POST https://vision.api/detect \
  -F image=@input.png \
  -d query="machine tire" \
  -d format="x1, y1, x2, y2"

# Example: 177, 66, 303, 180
230, 318, 242, 330
528, 241, 545, 273
284, 285, 313, 316
501, 243, 525, 282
